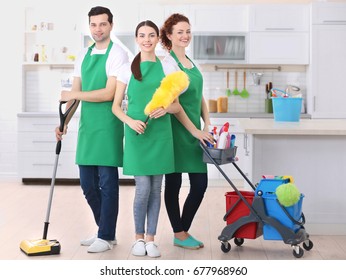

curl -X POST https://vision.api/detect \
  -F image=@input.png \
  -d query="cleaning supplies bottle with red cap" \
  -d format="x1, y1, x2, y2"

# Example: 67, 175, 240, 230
217, 125, 231, 149
219, 122, 230, 136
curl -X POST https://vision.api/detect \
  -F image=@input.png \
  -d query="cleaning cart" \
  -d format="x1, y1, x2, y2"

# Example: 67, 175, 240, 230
200, 143, 313, 258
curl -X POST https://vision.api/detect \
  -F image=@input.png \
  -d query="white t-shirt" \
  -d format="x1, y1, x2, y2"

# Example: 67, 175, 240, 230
161, 52, 202, 72
117, 58, 176, 85
73, 42, 129, 79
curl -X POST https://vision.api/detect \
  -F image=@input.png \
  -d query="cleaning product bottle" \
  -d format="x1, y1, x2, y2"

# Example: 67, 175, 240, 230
217, 126, 230, 149
219, 122, 230, 136
206, 127, 214, 148
213, 126, 218, 148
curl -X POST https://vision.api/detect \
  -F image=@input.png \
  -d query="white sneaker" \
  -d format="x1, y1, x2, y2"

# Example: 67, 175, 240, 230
80, 234, 97, 246
145, 241, 161, 258
87, 238, 113, 253
81, 234, 117, 246
131, 239, 146, 256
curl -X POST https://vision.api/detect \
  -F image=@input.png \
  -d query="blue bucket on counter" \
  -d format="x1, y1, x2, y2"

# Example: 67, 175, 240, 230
272, 97, 302, 122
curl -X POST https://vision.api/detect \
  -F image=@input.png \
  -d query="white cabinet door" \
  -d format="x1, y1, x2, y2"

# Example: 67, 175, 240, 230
249, 4, 309, 32
248, 4, 309, 65
311, 2, 346, 24
18, 115, 131, 179
309, 25, 346, 118
249, 32, 309, 64
308, 2, 346, 118
17, 115, 79, 179
190, 5, 249, 32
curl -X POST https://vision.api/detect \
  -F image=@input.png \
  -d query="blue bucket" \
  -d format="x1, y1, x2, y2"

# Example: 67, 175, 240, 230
272, 98, 302, 122
262, 194, 304, 240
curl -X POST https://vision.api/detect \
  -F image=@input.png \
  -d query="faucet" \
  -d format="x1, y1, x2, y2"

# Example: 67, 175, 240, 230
285, 85, 300, 96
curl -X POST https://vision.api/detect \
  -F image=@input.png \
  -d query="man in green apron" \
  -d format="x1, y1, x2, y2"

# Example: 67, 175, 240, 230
56, 6, 129, 253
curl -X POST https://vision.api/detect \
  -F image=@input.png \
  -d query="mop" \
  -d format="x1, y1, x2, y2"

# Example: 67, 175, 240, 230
20, 100, 77, 256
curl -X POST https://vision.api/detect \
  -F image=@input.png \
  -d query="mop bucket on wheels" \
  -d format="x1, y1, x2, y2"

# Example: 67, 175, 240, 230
200, 143, 314, 258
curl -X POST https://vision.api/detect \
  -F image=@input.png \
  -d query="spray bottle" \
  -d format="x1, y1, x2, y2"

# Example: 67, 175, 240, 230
217, 125, 231, 149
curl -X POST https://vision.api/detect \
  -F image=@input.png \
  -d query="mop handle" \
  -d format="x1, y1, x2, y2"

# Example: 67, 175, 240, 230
56, 100, 77, 155
43, 100, 77, 239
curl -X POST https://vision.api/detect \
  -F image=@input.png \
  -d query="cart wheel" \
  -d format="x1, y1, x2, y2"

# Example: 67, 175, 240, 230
292, 246, 304, 258
303, 240, 313, 251
234, 238, 244, 246
220, 242, 231, 253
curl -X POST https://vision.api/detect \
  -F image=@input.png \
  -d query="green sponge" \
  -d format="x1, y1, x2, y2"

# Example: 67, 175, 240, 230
275, 183, 301, 207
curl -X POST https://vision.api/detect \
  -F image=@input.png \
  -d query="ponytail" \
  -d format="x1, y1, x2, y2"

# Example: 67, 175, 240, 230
131, 52, 142, 81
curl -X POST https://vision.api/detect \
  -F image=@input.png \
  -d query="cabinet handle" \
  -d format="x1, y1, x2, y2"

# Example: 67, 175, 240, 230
323, 20, 346, 24
33, 163, 61, 166
33, 123, 56, 126
32, 140, 56, 144
244, 133, 250, 156
265, 28, 295, 31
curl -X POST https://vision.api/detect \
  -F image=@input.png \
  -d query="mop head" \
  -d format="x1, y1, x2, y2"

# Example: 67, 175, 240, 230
20, 238, 61, 256
144, 71, 189, 115
275, 183, 301, 207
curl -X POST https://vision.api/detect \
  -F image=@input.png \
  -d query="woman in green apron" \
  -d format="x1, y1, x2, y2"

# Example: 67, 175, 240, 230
160, 13, 215, 249
112, 20, 180, 258
56, 7, 128, 253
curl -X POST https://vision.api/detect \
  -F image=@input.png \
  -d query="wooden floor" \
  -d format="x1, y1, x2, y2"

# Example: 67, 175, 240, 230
0, 178, 346, 260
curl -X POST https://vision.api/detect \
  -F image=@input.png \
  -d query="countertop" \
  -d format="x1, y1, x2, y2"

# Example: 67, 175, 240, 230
17, 112, 80, 117
238, 118, 346, 135
18, 112, 310, 119
209, 113, 311, 119
18, 112, 346, 136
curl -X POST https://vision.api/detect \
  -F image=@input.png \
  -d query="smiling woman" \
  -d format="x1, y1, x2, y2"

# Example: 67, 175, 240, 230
111, 19, 183, 258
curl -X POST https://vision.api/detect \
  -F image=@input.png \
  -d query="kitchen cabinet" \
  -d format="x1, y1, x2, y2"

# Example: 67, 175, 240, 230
248, 4, 309, 64
307, 2, 346, 118
17, 114, 131, 180
17, 114, 79, 179
190, 5, 249, 32
192, 34, 247, 64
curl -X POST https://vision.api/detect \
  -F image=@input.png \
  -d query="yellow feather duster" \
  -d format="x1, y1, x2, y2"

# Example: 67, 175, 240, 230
144, 70, 189, 115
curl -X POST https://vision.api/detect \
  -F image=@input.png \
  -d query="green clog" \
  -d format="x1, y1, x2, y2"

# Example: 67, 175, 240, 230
173, 236, 200, 249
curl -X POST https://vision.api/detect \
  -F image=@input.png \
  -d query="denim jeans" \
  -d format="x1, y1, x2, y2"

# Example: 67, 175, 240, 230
164, 172, 208, 233
79, 165, 119, 241
133, 175, 163, 236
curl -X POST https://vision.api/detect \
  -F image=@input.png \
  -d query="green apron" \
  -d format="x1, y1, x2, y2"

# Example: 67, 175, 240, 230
123, 58, 174, 176
76, 41, 124, 167
170, 50, 207, 173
